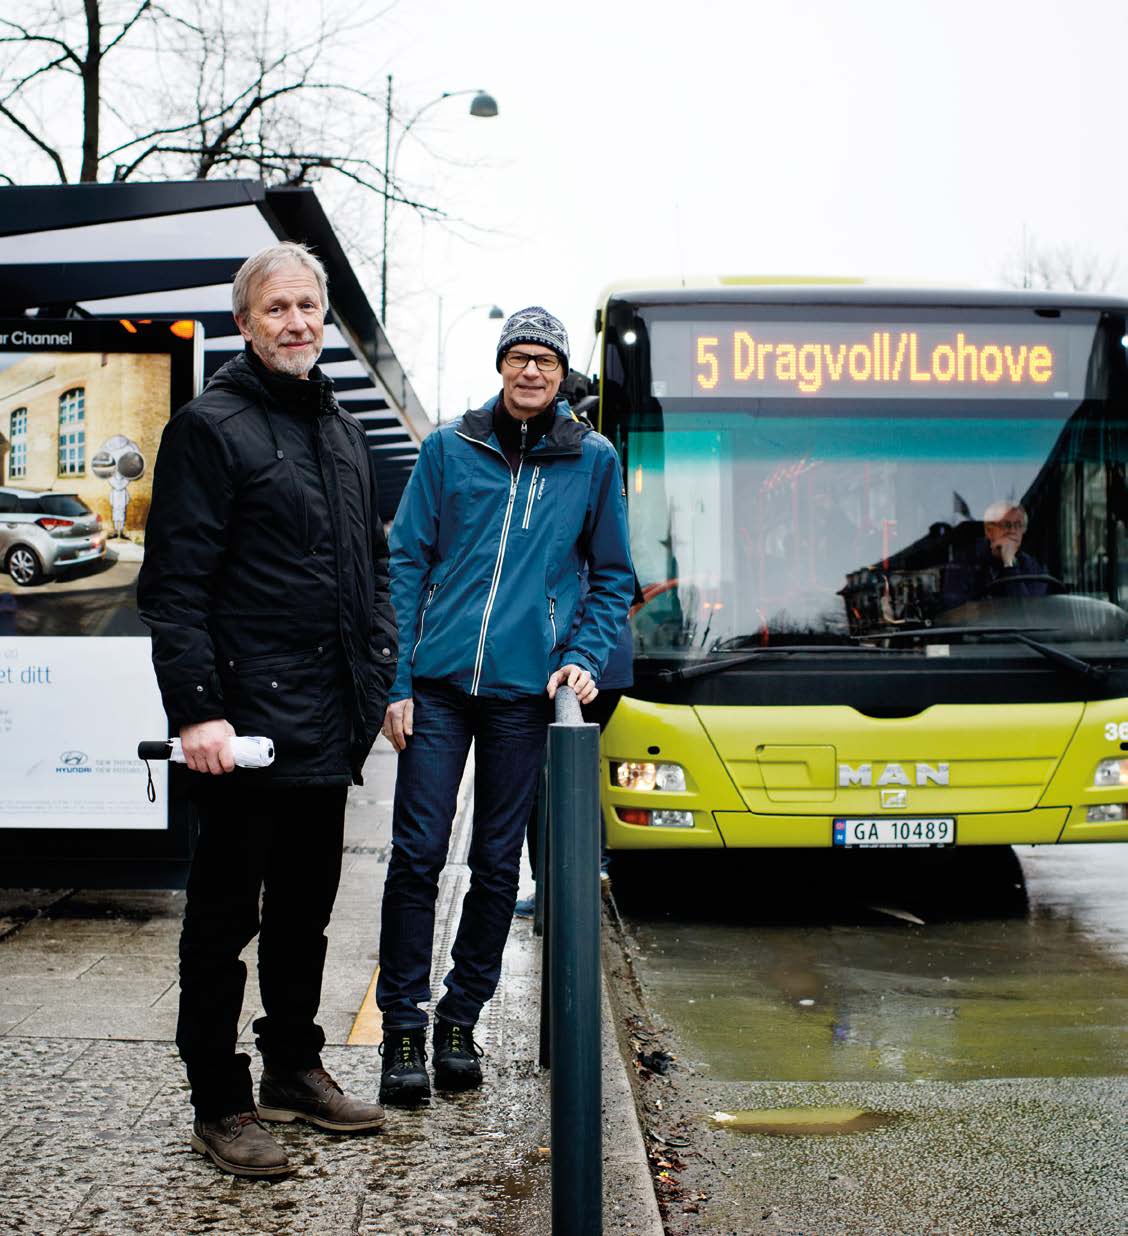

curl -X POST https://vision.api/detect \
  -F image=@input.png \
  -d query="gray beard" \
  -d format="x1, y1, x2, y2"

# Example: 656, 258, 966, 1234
266, 344, 317, 378
250, 332, 319, 378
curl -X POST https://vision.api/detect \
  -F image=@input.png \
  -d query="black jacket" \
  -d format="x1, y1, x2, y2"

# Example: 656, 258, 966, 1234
137, 350, 398, 785
940, 540, 1049, 611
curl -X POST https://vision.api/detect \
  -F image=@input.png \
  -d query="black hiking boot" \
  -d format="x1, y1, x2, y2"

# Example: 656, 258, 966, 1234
433, 1017, 484, 1092
379, 1027, 431, 1106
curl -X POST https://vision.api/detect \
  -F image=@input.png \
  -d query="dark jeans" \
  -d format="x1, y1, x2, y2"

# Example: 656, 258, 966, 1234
176, 784, 347, 1118
377, 679, 550, 1030
526, 689, 621, 875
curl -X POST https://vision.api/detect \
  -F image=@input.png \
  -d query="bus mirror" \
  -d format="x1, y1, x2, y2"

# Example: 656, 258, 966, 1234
561, 369, 592, 402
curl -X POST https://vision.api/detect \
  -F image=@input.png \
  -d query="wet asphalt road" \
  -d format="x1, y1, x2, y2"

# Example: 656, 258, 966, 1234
0, 555, 143, 636
610, 844, 1128, 1234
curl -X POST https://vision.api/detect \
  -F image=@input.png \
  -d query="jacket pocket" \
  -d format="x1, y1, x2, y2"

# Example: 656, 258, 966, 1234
411, 583, 439, 664
547, 595, 558, 654
227, 645, 323, 673
521, 465, 542, 530
220, 650, 325, 764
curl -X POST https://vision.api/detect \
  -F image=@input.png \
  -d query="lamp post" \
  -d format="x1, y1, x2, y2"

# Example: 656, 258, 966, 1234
436, 300, 504, 424
381, 75, 499, 324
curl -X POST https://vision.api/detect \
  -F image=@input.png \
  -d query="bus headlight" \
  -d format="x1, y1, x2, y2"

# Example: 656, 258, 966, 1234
1086, 803, 1128, 822
652, 809, 694, 828
615, 806, 695, 828
613, 761, 686, 792
1093, 758, 1128, 787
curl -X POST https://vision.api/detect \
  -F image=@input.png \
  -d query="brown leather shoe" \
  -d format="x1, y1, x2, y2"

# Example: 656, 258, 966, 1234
190, 1111, 292, 1178
258, 1065, 386, 1132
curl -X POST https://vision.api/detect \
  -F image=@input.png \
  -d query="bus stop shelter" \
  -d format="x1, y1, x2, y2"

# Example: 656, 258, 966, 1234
0, 179, 428, 519
0, 180, 427, 886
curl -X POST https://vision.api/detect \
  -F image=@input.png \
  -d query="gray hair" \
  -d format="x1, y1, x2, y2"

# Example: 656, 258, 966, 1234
983, 500, 1026, 526
232, 241, 328, 320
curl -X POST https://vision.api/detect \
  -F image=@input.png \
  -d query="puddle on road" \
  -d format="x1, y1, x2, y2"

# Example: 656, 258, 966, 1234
617, 846, 1128, 1083
711, 1106, 900, 1137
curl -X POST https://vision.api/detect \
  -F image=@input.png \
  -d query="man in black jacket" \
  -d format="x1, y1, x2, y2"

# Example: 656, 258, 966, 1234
138, 241, 398, 1178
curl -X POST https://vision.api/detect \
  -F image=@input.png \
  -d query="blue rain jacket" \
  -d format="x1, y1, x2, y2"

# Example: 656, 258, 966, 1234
389, 397, 634, 701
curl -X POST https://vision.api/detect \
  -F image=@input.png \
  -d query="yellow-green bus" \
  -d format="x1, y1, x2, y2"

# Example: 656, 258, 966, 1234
594, 278, 1128, 852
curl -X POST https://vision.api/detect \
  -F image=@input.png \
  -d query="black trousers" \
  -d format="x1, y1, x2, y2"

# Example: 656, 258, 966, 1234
176, 783, 348, 1118
526, 690, 621, 875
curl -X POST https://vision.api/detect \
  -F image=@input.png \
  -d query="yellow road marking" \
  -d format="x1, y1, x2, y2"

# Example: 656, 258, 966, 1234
347, 754, 474, 1047
347, 964, 382, 1045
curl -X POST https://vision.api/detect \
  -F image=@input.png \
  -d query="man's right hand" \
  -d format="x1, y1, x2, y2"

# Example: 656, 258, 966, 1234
382, 698, 414, 752
179, 718, 237, 775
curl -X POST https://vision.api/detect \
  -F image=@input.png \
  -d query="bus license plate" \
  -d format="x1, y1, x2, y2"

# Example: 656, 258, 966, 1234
833, 818, 955, 848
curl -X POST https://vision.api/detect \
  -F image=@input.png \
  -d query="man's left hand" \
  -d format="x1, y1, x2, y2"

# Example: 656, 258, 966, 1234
547, 664, 598, 705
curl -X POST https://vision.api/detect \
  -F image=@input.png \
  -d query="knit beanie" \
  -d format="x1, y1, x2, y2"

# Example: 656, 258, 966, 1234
495, 306, 569, 374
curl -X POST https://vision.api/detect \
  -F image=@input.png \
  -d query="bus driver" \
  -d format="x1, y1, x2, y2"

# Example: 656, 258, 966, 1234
941, 500, 1049, 609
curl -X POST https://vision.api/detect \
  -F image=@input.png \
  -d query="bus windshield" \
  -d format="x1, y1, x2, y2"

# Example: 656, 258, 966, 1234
600, 299, 1128, 660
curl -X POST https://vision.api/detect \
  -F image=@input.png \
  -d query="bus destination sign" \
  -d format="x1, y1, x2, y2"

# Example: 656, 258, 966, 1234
649, 320, 1082, 401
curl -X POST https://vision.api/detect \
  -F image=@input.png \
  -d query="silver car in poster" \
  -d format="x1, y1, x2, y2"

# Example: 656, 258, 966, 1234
0, 487, 106, 586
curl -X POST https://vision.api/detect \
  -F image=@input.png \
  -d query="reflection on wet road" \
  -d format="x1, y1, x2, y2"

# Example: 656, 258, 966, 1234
614, 844, 1128, 1082
0, 557, 144, 636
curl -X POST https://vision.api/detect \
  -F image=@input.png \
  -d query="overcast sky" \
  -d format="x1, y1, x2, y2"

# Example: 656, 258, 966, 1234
364, 0, 1128, 420
3, 1, 1125, 424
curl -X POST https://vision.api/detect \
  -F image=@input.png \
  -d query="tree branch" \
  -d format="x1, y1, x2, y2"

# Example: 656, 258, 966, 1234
1, 52, 76, 103
0, 97, 67, 181
100, 0, 152, 55
0, 21, 82, 68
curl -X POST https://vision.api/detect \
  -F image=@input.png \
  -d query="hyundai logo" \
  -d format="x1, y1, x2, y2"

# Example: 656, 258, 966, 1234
59, 750, 88, 766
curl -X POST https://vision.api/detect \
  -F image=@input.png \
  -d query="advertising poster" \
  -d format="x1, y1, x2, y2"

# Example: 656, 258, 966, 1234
0, 319, 200, 832
0, 638, 167, 828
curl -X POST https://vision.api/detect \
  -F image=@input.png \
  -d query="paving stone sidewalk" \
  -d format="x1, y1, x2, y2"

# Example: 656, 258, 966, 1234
0, 744, 661, 1236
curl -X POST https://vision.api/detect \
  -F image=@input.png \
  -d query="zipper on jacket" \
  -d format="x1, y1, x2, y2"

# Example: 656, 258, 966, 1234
411, 583, 438, 664
521, 465, 541, 530
284, 458, 311, 549
470, 457, 523, 695
548, 597, 557, 649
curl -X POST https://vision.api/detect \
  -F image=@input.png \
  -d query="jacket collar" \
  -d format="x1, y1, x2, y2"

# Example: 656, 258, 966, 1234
458, 395, 588, 456
208, 349, 337, 418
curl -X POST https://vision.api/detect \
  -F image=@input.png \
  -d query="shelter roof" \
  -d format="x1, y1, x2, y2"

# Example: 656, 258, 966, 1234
0, 180, 427, 518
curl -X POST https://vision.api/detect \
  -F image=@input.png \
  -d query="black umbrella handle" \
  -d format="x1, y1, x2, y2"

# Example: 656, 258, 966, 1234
137, 740, 173, 761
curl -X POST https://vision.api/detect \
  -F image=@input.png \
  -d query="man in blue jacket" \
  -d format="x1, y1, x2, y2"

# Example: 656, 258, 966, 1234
378, 307, 634, 1104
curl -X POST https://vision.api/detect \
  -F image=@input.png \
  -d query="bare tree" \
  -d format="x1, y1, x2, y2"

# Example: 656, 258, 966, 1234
1003, 230, 1119, 293
0, 0, 452, 225
0, 0, 502, 330
0, 1, 153, 182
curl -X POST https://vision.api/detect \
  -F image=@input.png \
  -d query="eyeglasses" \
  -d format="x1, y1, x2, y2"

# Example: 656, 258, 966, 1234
503, 350, 561, 373
987, 520, 1026, 532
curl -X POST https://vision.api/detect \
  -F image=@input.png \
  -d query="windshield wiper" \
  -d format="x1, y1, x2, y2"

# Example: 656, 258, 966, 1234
658, 644, 908, 683
874, 626, 1107, 681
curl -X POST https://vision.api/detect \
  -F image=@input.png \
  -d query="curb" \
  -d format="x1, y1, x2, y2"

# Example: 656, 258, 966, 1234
601, 968, 666, 1235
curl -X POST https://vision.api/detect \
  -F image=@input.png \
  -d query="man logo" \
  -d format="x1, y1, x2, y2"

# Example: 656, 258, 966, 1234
881, 788, 908, 809
838, 761, 949, 787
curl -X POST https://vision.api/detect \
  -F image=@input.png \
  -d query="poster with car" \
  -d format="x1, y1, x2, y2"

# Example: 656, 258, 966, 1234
0, 319, 201, 830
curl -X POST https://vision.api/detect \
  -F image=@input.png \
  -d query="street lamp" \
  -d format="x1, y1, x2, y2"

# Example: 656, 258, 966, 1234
381, 75, 500, 323
436, 300, 504, 424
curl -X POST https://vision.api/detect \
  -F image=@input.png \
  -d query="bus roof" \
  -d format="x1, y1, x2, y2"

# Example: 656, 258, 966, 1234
595, 276, 1128, 321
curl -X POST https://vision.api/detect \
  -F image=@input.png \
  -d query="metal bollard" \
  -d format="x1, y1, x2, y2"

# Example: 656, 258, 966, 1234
533, 760, 548, 938
536, 758, 551, 1070
546, 684, 603, 1236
